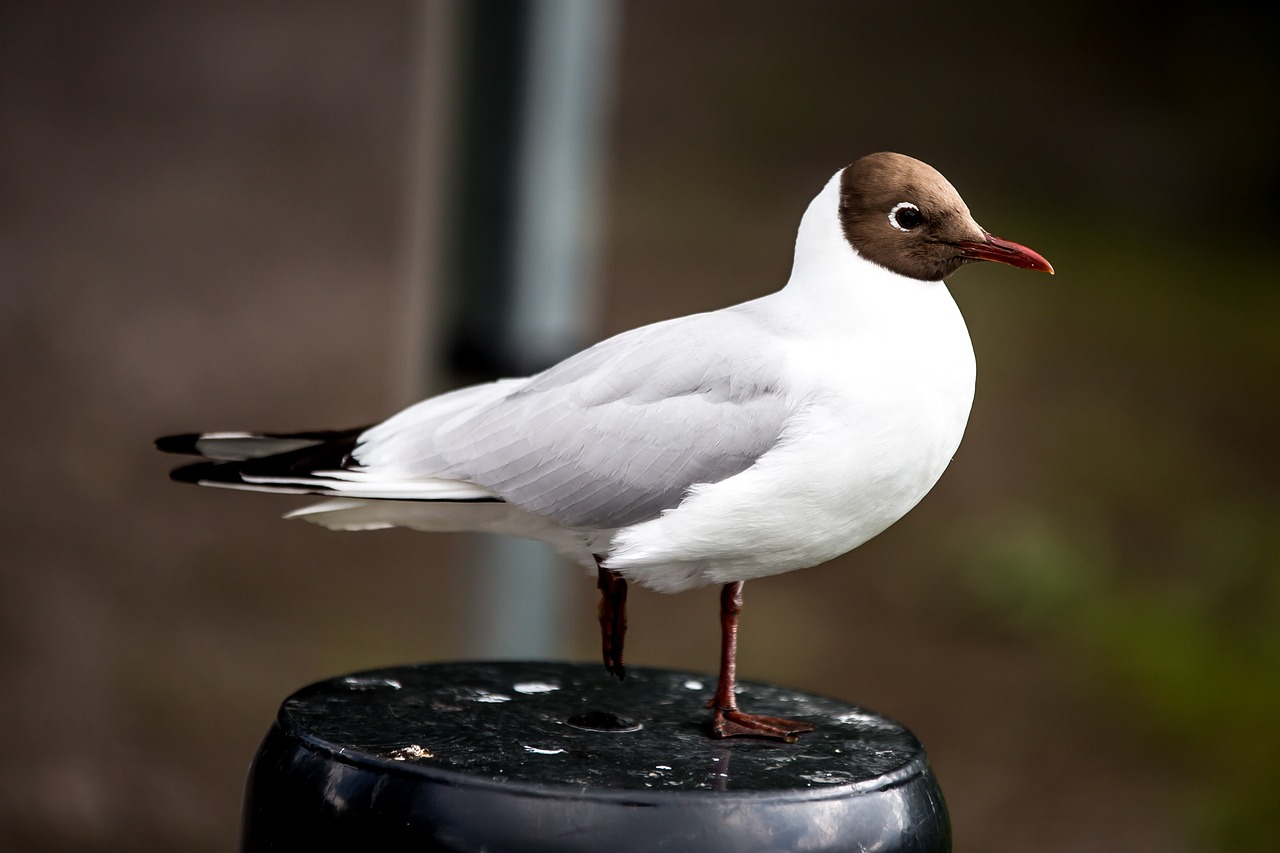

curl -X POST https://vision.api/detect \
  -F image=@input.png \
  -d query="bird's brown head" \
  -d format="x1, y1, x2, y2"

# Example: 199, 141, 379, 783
838, 152, 1053, 282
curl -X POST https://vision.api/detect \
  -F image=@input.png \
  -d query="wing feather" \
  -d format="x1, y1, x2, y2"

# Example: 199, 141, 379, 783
354, 308, 794, 528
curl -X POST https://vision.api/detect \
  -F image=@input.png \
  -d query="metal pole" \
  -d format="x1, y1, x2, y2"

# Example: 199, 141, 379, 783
403, 0, 619, 660
469, 0, 619, 660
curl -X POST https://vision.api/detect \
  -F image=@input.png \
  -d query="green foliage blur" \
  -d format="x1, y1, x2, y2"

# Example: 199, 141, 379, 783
959, 234, 1280, 850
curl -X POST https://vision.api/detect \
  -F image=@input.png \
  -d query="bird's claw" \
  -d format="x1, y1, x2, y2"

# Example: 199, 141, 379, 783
710, 707, 816, 743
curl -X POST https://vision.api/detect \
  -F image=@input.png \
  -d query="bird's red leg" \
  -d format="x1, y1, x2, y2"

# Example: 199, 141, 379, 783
595, 556, 628, 680
709, 581, 815, 742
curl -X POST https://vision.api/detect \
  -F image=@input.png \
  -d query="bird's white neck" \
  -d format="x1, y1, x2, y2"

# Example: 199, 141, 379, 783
766, 171, 956, 336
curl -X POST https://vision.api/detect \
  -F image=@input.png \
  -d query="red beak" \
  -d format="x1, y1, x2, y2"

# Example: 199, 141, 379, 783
956, 232, 1054, 274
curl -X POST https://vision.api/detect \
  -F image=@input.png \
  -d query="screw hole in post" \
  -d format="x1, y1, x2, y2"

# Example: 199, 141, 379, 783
566, 710, 643, 732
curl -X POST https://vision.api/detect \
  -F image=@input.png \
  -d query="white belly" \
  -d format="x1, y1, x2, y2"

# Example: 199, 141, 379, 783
605, 297, 976, 593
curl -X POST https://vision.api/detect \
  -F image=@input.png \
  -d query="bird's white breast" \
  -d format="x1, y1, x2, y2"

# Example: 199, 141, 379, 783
606, 243, 976, 592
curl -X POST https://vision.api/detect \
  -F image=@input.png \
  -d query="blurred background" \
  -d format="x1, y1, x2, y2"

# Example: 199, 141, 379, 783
3, 1, 1278, 851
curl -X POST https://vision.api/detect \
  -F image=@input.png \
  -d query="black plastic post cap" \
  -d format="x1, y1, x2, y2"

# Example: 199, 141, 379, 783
241, 661, 950, 852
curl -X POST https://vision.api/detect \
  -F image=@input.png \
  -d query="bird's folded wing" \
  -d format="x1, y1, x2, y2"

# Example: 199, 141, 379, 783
354, 309, 795, 529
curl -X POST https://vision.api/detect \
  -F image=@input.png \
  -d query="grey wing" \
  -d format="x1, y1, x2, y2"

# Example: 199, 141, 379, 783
354, 309, 794, 529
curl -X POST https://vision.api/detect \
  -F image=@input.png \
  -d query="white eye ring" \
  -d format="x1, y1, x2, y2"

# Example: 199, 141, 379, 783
888, 201, 922, 232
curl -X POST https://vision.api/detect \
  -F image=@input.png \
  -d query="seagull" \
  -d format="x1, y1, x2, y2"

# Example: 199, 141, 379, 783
158, 152, 1052, 742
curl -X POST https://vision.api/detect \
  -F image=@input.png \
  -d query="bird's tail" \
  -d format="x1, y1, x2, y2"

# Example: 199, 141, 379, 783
155, 427, 499, 503
155, 427, 368, 495
155, 428, 367, 461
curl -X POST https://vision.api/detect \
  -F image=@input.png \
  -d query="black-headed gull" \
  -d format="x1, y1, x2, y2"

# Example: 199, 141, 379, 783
159, 153, 1052, 741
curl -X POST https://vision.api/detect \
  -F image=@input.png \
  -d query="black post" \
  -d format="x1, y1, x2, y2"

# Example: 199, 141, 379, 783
241, 662, 951, 852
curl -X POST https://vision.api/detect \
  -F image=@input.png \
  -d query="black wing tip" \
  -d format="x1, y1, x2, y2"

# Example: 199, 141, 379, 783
166, 460, 271, 489
156, 433, 203, 455
168, 460, 213, 484
166, 457, 509, 503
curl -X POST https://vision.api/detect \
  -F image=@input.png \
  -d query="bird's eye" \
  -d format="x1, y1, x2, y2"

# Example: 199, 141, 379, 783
888, 202, 924, 232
